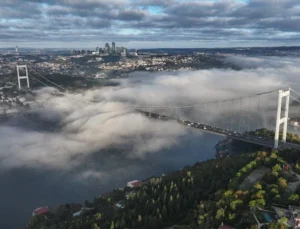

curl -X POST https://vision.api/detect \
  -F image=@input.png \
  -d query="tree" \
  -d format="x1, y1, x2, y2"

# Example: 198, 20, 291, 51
255, 190, 266, 199
187, 171, 191, 178
138, 215, 142, 222
289, 194, 299, 203
276, 217, 288, 229
265, 157, 271, 165
162, 205, 168, 219
228, 212, 236, 221
271, 187, 279, 196
95, 213, 102, 221
115, 219, 120, 228
278, 177, 287, 189
241, 167, 248, 173
120, 217, 126, 228
254, 182, 262, 190
215, 208, 225, 221
230, 199, 243, 211
92, 223, 100, 229
110, 221, 115, 229
198, 213, 207, 225
270, 153, 278, 159
273, 164, 282, 173
249, 199, 265, 208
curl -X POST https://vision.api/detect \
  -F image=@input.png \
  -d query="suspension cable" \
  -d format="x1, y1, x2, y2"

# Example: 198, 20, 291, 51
291, 95, 300, 103
29, 73, 52, 88
28, 65, 69, 92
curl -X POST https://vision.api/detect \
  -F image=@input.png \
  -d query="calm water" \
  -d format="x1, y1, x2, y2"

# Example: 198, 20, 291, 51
0, 123, 223, 229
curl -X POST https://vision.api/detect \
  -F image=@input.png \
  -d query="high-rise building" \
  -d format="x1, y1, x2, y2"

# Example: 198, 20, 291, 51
121, 48, 127, 57
96, 47, 99, 52
112, 42, 115, 53
15, 46, 19, 54
105, 43, 110, 54
116, 46, 123, 54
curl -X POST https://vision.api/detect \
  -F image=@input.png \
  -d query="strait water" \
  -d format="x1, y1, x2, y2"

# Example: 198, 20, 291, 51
0, 119, 223, 229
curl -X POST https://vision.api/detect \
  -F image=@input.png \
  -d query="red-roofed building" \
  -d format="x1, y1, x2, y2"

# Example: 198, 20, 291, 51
127, 180, 143, 188
32, 207, 49, 216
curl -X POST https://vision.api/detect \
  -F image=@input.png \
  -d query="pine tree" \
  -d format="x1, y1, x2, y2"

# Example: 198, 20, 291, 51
92, 223, 100, 229
110, 221, 115, 229
162, 205, 168, 219
115, 219, 120, 228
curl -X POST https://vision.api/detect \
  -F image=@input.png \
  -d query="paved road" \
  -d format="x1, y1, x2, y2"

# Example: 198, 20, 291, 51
137, 110, 300, 150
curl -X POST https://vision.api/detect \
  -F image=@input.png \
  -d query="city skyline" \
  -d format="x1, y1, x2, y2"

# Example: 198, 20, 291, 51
1, 0, 300, 48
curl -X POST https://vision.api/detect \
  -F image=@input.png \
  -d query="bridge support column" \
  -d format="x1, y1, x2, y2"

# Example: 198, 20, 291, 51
274, 88, 290, 148
17, 65, 30, 89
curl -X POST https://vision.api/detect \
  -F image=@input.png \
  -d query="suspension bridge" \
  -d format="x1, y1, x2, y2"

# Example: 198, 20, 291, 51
13, 64, 300, 150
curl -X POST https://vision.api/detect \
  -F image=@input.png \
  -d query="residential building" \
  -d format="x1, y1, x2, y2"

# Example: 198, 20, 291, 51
127, 180, 143, 188
289, 205, 300, 228
273, 205, 300, 228
32, 207, 49, 216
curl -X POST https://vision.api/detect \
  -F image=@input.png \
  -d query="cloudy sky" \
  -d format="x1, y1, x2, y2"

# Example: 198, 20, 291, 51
1, 0, 300, 48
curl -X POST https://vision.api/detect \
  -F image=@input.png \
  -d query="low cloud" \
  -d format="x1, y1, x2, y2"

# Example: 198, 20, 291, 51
1, 56, 300, 175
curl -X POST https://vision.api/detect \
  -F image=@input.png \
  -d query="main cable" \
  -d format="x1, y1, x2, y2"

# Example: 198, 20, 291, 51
28, 65, 69, 92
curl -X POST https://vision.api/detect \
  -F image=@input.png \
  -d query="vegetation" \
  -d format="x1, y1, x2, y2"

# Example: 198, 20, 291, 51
28, 149, 300, 229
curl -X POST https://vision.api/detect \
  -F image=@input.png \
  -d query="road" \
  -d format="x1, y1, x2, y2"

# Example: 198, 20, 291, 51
137, 110, 300, 150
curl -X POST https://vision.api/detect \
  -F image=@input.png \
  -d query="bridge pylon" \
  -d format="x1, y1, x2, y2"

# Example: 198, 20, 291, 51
274, 88, 290, 148
17, 65, 30, 89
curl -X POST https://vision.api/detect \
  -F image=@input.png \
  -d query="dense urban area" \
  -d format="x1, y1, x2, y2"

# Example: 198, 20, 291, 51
0, 43, 234, 117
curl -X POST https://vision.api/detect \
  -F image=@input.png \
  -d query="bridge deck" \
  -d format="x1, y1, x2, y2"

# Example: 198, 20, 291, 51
137, 110, 297, 150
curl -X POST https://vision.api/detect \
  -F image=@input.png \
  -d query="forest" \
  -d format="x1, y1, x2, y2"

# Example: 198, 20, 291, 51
28, 144, 300, 229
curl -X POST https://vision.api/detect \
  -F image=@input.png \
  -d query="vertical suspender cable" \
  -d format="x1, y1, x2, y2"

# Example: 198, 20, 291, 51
248, 96, 250, 133
257, 95, 259, 136
231, 99, 234, 131
223, 101, 226, 130
227, 100, 230, 132
239, 98, 241, 133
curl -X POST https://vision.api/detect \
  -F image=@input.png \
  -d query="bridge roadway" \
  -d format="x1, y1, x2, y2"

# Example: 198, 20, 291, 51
137, 110, 300, 150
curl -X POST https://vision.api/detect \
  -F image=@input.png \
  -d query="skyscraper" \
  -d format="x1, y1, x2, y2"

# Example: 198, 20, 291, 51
121, 48, 127, 57
15, 46, 19, 54
105, 43, 110, 54
112, 42, 115, 54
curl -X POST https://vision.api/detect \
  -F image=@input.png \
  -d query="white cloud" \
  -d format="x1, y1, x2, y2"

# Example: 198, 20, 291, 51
1, 56, 300, 172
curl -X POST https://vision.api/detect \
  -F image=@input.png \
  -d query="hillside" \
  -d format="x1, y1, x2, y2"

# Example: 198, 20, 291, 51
28, 147, 300, 229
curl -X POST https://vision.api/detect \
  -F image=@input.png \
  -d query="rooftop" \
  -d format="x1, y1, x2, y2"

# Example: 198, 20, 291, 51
33, 207, 49, 216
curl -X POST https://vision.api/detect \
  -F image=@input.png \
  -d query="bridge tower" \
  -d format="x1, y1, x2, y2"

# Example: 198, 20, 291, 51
274, 88, 290, 148
17, 65, 30, 89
